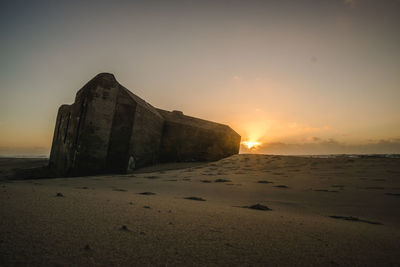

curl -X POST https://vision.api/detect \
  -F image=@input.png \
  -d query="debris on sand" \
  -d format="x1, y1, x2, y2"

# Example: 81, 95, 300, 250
214, 179, 231, 183
242, 204, 272, 211
56, 192, 64, 197
329, 216, 383, 225
184, 196, 206, 201
143, 206, 151, 209
201, 180, 212, 183
274, 185, 288, 188
257, 180, 273, 184
138, 192, 156, 195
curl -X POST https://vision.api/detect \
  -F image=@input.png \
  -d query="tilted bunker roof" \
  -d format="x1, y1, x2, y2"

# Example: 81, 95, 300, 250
156, 108, 239, 135
120, 86, 163, 119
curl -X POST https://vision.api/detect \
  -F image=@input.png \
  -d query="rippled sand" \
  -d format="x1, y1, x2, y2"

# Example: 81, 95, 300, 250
1, 155, 399, 266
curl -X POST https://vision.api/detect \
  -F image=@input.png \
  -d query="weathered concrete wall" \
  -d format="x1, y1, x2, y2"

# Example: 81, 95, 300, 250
157, 110, 241, 162
49, 104, 73, 175
71, 74, 120, 175
50, 73, 120, 175
126, 89, 164, 170
106, 89, 137, 173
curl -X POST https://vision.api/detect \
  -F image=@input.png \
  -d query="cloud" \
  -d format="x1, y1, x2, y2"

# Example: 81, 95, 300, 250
287, 123, 329, 132
241, 138, 400, 155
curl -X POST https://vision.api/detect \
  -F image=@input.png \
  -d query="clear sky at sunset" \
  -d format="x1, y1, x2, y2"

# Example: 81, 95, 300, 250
1, 0, 399, 155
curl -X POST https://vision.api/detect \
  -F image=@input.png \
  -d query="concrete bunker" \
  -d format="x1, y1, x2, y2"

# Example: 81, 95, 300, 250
49, 73, 241, 176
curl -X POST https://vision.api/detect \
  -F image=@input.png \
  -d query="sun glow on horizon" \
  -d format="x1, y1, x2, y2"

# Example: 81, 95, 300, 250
241, 140, 261, 150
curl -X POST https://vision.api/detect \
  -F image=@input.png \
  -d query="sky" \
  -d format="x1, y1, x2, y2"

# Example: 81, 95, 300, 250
1, 0, 400, 156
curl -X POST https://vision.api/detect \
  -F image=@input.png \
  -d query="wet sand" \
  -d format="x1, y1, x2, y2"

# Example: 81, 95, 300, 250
1, 154, 399, 266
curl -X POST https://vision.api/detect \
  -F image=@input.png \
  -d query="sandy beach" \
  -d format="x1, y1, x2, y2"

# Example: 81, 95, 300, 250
1, 154, 399, 266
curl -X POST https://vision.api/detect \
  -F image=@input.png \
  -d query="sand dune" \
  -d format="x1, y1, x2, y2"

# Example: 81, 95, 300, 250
1, 154, 399, 266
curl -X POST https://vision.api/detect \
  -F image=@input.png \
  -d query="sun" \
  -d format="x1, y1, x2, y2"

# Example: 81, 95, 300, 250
241, 140, 261, 149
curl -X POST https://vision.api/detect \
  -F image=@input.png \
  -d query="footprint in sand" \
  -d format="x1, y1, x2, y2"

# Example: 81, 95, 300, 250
314, 189, 339, 193
138, 192, 156, 195
365, 187, 384, 190
214, 179, 231, 183
77, 186, 89, 190
241, 204, 272, 211
331, 185, 344, 188
385, 193, 400, 197
257, 180, 273, 184
113, 188, 127, 192
120, 225, 131, 231
329, 215, 382, 225
146, 175, 159, 179
184, 196, 206, 201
